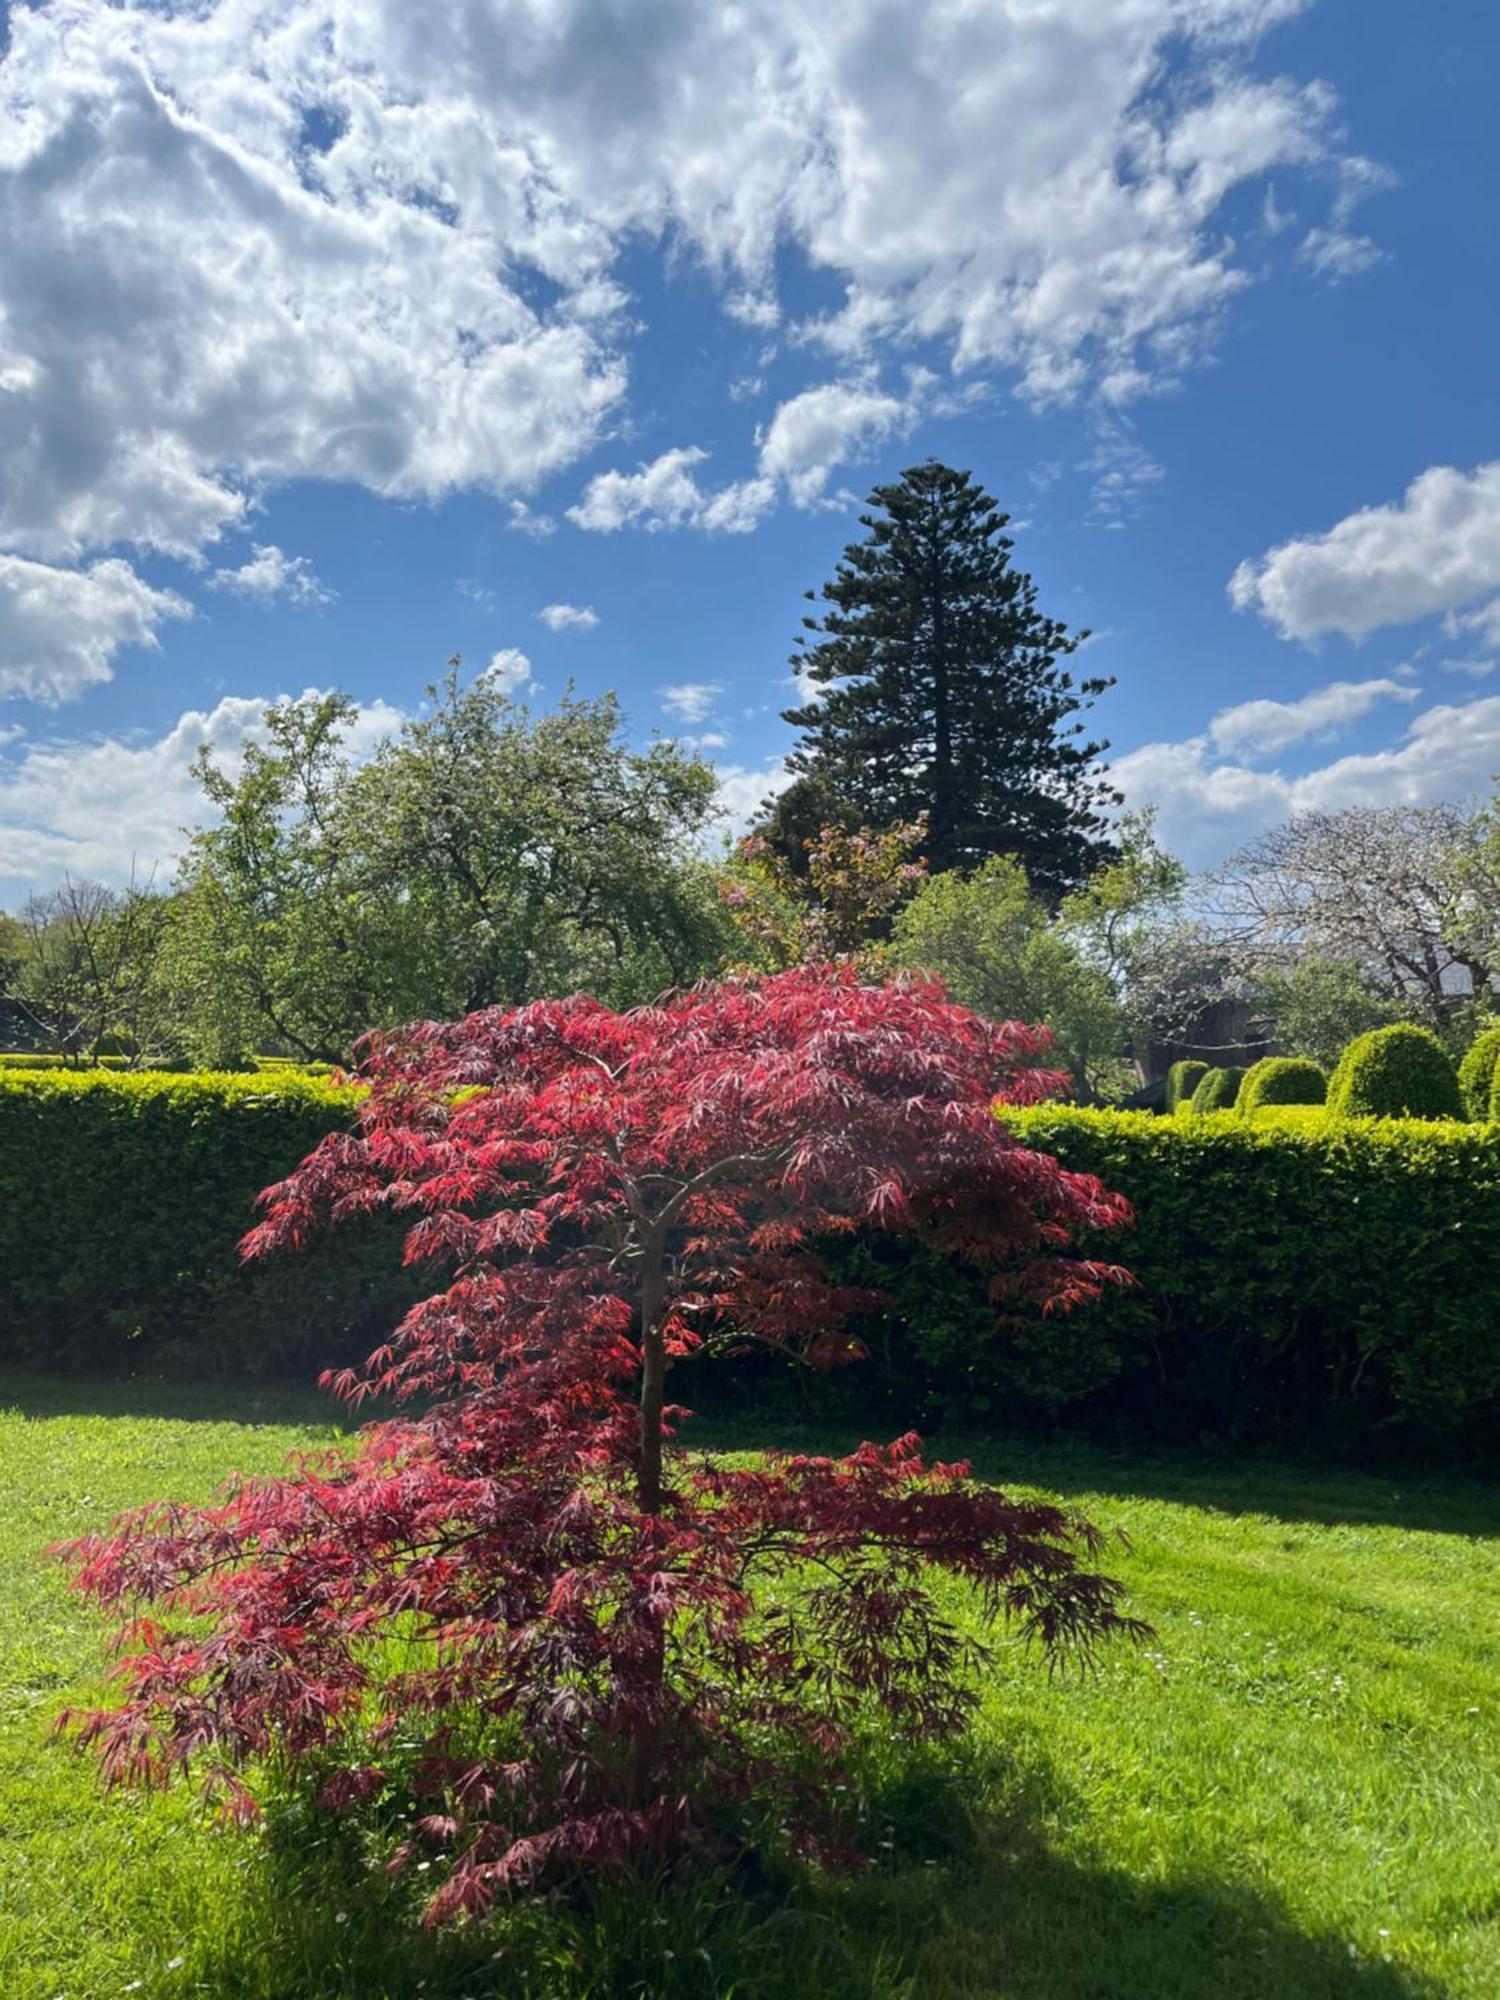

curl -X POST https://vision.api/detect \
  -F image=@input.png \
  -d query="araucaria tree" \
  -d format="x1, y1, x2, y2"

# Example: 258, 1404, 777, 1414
779, 461, 1120, 900
60, 970, 1137, 1922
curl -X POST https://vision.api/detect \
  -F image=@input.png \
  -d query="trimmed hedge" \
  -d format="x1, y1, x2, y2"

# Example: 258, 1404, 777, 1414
1327, 1023, 1462, 1121
0, 1070, 407, 1373
1187, 1064, 1246, 1113
821, 1105, 1500, 1452
1164, 1059, 1209, 1113
1239, 1055, 1326, 1113
1458, 1025, 1500, 1120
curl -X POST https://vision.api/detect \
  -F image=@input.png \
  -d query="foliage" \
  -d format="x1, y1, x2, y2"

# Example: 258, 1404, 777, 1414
847, 1105, 1500, 1447
59, 970, 1138, 1921
717, 817, 928, 970
1, 875, 179, 1064
1163, 1059, 1208, 1112
1186, 1065, 1245, 1113
779, 461, 1119, 900
165, 671, 731, 1064
1246, 953, 1400, 1068
1457, 1024, 1500, 1120
1326, 1023, 1463, 1122
1237, 1056, 1326, 1114
0, 1069, 396, 1371
14, 1388, 1500, 1998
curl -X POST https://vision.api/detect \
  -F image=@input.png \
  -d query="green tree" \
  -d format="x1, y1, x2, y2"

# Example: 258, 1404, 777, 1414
779, 460, 1118, 899
1248, 956, 1399, 1069
166, 670, 731, 1064
716, 817, 927, 971
3, 876, 178, 1064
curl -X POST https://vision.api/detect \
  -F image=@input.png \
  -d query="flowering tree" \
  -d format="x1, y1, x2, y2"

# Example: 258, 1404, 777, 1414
60, 968, 1137, 1923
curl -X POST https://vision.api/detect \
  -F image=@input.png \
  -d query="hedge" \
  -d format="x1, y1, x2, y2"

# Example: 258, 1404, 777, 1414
1238, 1055, 1326, 1113
1163, 1059, 1209, 1113
1186, 1064, 1246, 1113
807, 1105, 1500, 1452
1327, 1023, 1462, 1121
1458, 1025, 1500, 1120
0, 1070, 406, 1373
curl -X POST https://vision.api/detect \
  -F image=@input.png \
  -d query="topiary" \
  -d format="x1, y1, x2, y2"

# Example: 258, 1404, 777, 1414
1458, 1025, 1500, 1120
1327, 1023, 1462, 1121
1165, 1059, 1209, 1113
1187, 1065, 1247, 1113
1239, 1055, 1327, 1114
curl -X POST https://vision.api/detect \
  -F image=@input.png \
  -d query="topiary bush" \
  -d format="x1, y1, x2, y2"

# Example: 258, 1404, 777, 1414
1458, 1025, 1500, 1120
1187, 1065, 1246, 1113
1239, 1055, 1326, 1114
1327, 1023, 1462, 1121
1164, 1058, 1209, 1112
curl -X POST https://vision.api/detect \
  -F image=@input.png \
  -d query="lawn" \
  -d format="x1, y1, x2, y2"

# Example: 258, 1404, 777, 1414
1, 1374, 1496, 1999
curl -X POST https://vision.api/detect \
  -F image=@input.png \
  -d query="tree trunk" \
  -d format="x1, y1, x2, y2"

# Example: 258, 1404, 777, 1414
637, 1229, 666, 1513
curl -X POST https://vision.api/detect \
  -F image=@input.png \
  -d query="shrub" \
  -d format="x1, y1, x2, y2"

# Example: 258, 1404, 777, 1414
844, 1106, 1500, 1449
1239, 1055, 1326, 1113
0, 1069, 400, 1372
1164, 1059, 1209, 1112
1458, 1025, 1500, 1119
1187, 1065, 1246, 1113
58, 971, 1139, 1920
1327, 1023, 1462, 1121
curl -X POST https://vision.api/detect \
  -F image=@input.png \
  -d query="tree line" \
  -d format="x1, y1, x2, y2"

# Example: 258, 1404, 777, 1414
4, 460, 1497, 1082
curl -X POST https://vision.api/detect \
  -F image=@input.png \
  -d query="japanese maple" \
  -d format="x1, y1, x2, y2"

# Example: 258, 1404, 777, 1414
59, 967, 1138, 1924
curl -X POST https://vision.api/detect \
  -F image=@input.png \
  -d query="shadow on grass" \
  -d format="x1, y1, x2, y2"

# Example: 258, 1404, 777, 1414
0, 1367, 356, 1431
169, 1747, 1449, 2000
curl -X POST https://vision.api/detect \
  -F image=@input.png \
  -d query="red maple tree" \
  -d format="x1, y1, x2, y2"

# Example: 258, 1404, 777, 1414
59, 968, 1137, 1923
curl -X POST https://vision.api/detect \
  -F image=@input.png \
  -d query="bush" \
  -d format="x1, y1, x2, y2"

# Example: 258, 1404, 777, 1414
1327, 1023, 1462, 1121
1239, 1055, 1326, 1113
833, 1105, 1498, 1451
1187, 1065, 1246, 1113
0, 1070, 405, 1372
1458, 1025, 1500, 1119
1164, 1059, 1209, 1112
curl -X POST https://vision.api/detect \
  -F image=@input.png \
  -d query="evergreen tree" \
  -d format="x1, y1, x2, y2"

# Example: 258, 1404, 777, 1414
778, 460, 1119, 900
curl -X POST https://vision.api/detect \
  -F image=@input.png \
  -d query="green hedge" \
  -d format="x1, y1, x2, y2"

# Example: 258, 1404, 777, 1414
1458, 1026, 1500, 1120
1327, 1023, 1462, 1121
1239, 1055, 1326, 1113
814, 1106, 1500, 1452
1164, 1059, 1209, 1113
1187, 1065, 1246, 1113
0, 1071, 407, 1373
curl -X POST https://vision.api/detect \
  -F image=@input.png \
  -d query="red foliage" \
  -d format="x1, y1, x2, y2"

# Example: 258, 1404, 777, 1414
58, 967, 1139, 1922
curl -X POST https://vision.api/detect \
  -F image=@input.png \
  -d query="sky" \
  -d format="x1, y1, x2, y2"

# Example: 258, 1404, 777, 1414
1, 0, 1497, 905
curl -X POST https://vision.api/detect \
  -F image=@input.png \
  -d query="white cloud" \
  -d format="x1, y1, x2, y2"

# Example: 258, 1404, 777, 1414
1447, 596, 1500, 650
756, 382, 912, 508
0, 0, 1368, 576
713, 757, 793, 841
1116, 694, 1500, 867
208, 543, 334, 608
0, 691, 402, 896
536, 603, 599, 633
506, 501, 558, 540
456, 577, 496, 611
483, 648, 533, 694
0, 555, 190, 704
567, 448, 774, 536
1230, 464, 1500, 643
659, 683, 723, 724
1298, 226, 1382, 284
1082, 417, 1166, 526
1206, 676, 1417, 756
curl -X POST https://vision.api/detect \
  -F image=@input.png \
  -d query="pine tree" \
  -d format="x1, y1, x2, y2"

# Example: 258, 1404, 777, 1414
778, 461, 1120, 900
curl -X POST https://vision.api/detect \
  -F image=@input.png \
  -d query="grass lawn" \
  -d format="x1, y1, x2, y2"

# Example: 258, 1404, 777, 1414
1, 1373, 1496, 1999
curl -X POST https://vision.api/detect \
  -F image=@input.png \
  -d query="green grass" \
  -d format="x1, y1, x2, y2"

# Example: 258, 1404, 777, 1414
1, 1375, 1496, 1999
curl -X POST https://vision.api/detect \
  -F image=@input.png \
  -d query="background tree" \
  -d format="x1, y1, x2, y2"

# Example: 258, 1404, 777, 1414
1247, 955, 1400, 1068
61, 969, 1138, 1920
717, 817, 927, 970
4, 875, 177, 1064
778, 461, 1119, 900
166, 671, 732, 1064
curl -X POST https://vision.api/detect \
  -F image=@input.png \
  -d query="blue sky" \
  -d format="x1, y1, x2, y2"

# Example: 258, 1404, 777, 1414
1, 0, 1497, 902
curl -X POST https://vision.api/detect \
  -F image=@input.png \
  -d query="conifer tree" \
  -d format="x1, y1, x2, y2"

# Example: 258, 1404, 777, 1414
779, 461, 1119, 900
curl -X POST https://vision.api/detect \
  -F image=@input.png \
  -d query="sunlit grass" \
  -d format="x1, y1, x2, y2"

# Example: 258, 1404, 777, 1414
1, 1374, 1495, 1998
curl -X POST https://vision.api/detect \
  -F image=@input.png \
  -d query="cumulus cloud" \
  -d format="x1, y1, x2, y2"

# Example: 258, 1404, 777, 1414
0, 555, 190, 704
1115, 694, 1500, 866
1206, 676, 1418, 756
536, 603, 599, 633
0, 0, 1371, 577
567, 448, 773, 536
756, 382, 913, 508
208, 543, 334, 608
713, 757, 793, 840
659, 684, 723, 724
483, 648, 533, 694
1229, 463, 1500, 643
0, 691, 402, 895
